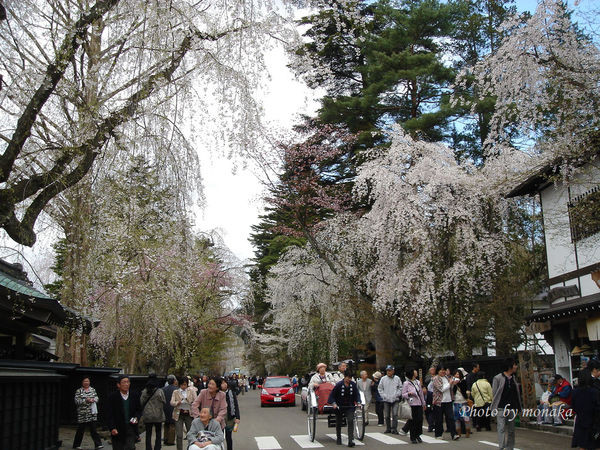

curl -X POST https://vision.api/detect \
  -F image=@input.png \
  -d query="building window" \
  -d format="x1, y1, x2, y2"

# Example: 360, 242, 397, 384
568, 186, 600, 242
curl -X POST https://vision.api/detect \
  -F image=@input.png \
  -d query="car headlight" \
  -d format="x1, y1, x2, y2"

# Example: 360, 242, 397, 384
288, 388, 294, 394
262, 389, 268, 395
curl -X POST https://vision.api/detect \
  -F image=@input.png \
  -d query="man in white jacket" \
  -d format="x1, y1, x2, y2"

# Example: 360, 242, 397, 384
378, 365, 403, 434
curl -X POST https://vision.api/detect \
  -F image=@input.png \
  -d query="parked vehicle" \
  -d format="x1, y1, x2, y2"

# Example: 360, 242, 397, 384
260, 376, 296, 407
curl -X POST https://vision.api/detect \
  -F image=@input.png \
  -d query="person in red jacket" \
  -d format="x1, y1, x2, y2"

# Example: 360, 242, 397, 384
550, 374, 572, 426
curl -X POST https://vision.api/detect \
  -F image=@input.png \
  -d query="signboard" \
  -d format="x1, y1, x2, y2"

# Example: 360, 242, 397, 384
518, 351, 537, 414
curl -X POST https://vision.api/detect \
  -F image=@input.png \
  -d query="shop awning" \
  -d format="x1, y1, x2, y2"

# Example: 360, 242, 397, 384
527, 292, 600, 323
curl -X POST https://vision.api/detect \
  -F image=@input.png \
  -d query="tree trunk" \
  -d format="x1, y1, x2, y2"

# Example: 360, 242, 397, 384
373, 316, 394, 368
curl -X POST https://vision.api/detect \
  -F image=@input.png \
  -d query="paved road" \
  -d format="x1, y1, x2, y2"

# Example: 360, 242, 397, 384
231, 389, 571, 450
62, 389, 572, 449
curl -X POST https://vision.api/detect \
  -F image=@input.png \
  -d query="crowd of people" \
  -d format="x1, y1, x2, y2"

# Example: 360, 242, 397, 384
72, 372, 248, 450
305, 359, 523, 448
70, 359, 600, 450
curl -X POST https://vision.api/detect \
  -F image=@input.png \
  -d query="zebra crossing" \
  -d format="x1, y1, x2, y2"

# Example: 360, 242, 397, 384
254, 432, 449, 449
253, 433, 521, 449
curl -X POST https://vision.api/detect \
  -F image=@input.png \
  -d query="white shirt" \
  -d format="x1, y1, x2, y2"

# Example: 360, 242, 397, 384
120, 391, 129, 401
441, 377, 452, 403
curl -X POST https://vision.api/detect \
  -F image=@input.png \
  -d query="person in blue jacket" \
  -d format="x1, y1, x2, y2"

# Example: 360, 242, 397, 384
328, 371, 360, 447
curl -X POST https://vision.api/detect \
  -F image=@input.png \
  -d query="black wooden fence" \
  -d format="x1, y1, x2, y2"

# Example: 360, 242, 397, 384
0, 360, 161, 450
0, 367, 64, 450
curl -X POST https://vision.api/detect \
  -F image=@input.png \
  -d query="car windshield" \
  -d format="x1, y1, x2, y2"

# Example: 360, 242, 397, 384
265, 378, 291, 388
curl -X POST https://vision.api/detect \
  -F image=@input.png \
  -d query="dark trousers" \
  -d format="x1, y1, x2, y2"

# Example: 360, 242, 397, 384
433, 403, 456, 438
402, 406, 423, 441
225, 427, 233, 450
112, 424, 137, 450
375, 401, 385, 425
145, 422, 162, 450
425, 407, 434, 431
335, 407, 355, 442
474, 406, 491, 430
73, 421, 102, 448
163, 422, 175, 445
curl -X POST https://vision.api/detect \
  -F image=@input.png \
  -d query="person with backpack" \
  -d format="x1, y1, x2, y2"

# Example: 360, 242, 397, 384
141, 374, 166, 450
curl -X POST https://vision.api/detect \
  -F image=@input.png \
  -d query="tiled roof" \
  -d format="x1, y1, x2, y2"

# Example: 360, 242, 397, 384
0, 270, 53, 300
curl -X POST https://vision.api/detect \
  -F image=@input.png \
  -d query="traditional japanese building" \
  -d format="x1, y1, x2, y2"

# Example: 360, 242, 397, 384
508, 154, 600, 382
0, 258, 93, 360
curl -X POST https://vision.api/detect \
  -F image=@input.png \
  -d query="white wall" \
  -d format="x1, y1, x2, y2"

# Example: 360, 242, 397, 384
541, 161, 600, 297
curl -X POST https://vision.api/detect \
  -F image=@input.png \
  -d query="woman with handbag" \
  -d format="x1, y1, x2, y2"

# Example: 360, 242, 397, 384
220, 379, 240, 450
171, 376, 197, 450
471, 372, 493, 431
72, 376, 103, 450
141, 374, 166, 450
400, 369, 426, 444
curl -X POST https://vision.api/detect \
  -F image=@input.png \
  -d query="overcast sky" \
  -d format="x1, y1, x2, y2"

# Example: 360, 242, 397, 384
195, 42, 321, 262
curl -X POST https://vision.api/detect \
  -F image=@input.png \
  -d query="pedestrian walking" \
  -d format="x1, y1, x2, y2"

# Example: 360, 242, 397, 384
491, 358, 522, 450
400, 369, 426, 444
423, 384, 434, 433
471, 371, 493, 431
328, 371, 360, 447
465, 363, 481, 432
424, 366, 436, 388
357, 370, 373, 426
141, 374, 166, 450
572, 368, 600, 450
162, 374, 178, 446
371, 371, 385, 426
192, 378, 228, 429
221, 379, 241, 450
378, 365, 402, 434
432, 365, 459, 441
170, 376, 197, 450
107, 375, 142, 450
452, 369, 471, 438
72, 376, 103, 450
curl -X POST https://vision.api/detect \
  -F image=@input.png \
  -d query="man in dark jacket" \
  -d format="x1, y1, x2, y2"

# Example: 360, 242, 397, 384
107, 375, 142, 450
328, 371, 360, 448
163, 374, 178, 445
588, 360, 600, 442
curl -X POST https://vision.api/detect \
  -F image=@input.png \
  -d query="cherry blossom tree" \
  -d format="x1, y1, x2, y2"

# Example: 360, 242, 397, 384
0, 0, 292, 246
263, 128, 510, 359
455, 0, 600, 161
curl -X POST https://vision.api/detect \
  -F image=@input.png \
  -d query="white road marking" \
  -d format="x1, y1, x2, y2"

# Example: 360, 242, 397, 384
255, 436, 282, 449
418, 434, 449, 444
290, 435, 324, 448
364, 432, 408, 444
326, 433, 365, 445
479, 440, 521, 450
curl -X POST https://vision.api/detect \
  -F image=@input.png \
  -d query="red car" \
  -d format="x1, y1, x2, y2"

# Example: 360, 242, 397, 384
260, 376, 296, 407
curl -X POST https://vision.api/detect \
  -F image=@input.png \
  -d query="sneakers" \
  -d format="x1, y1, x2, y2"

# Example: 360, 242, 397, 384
399, 430, 408, 436
377, 423, 383, 427
453, 435, 460, 440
